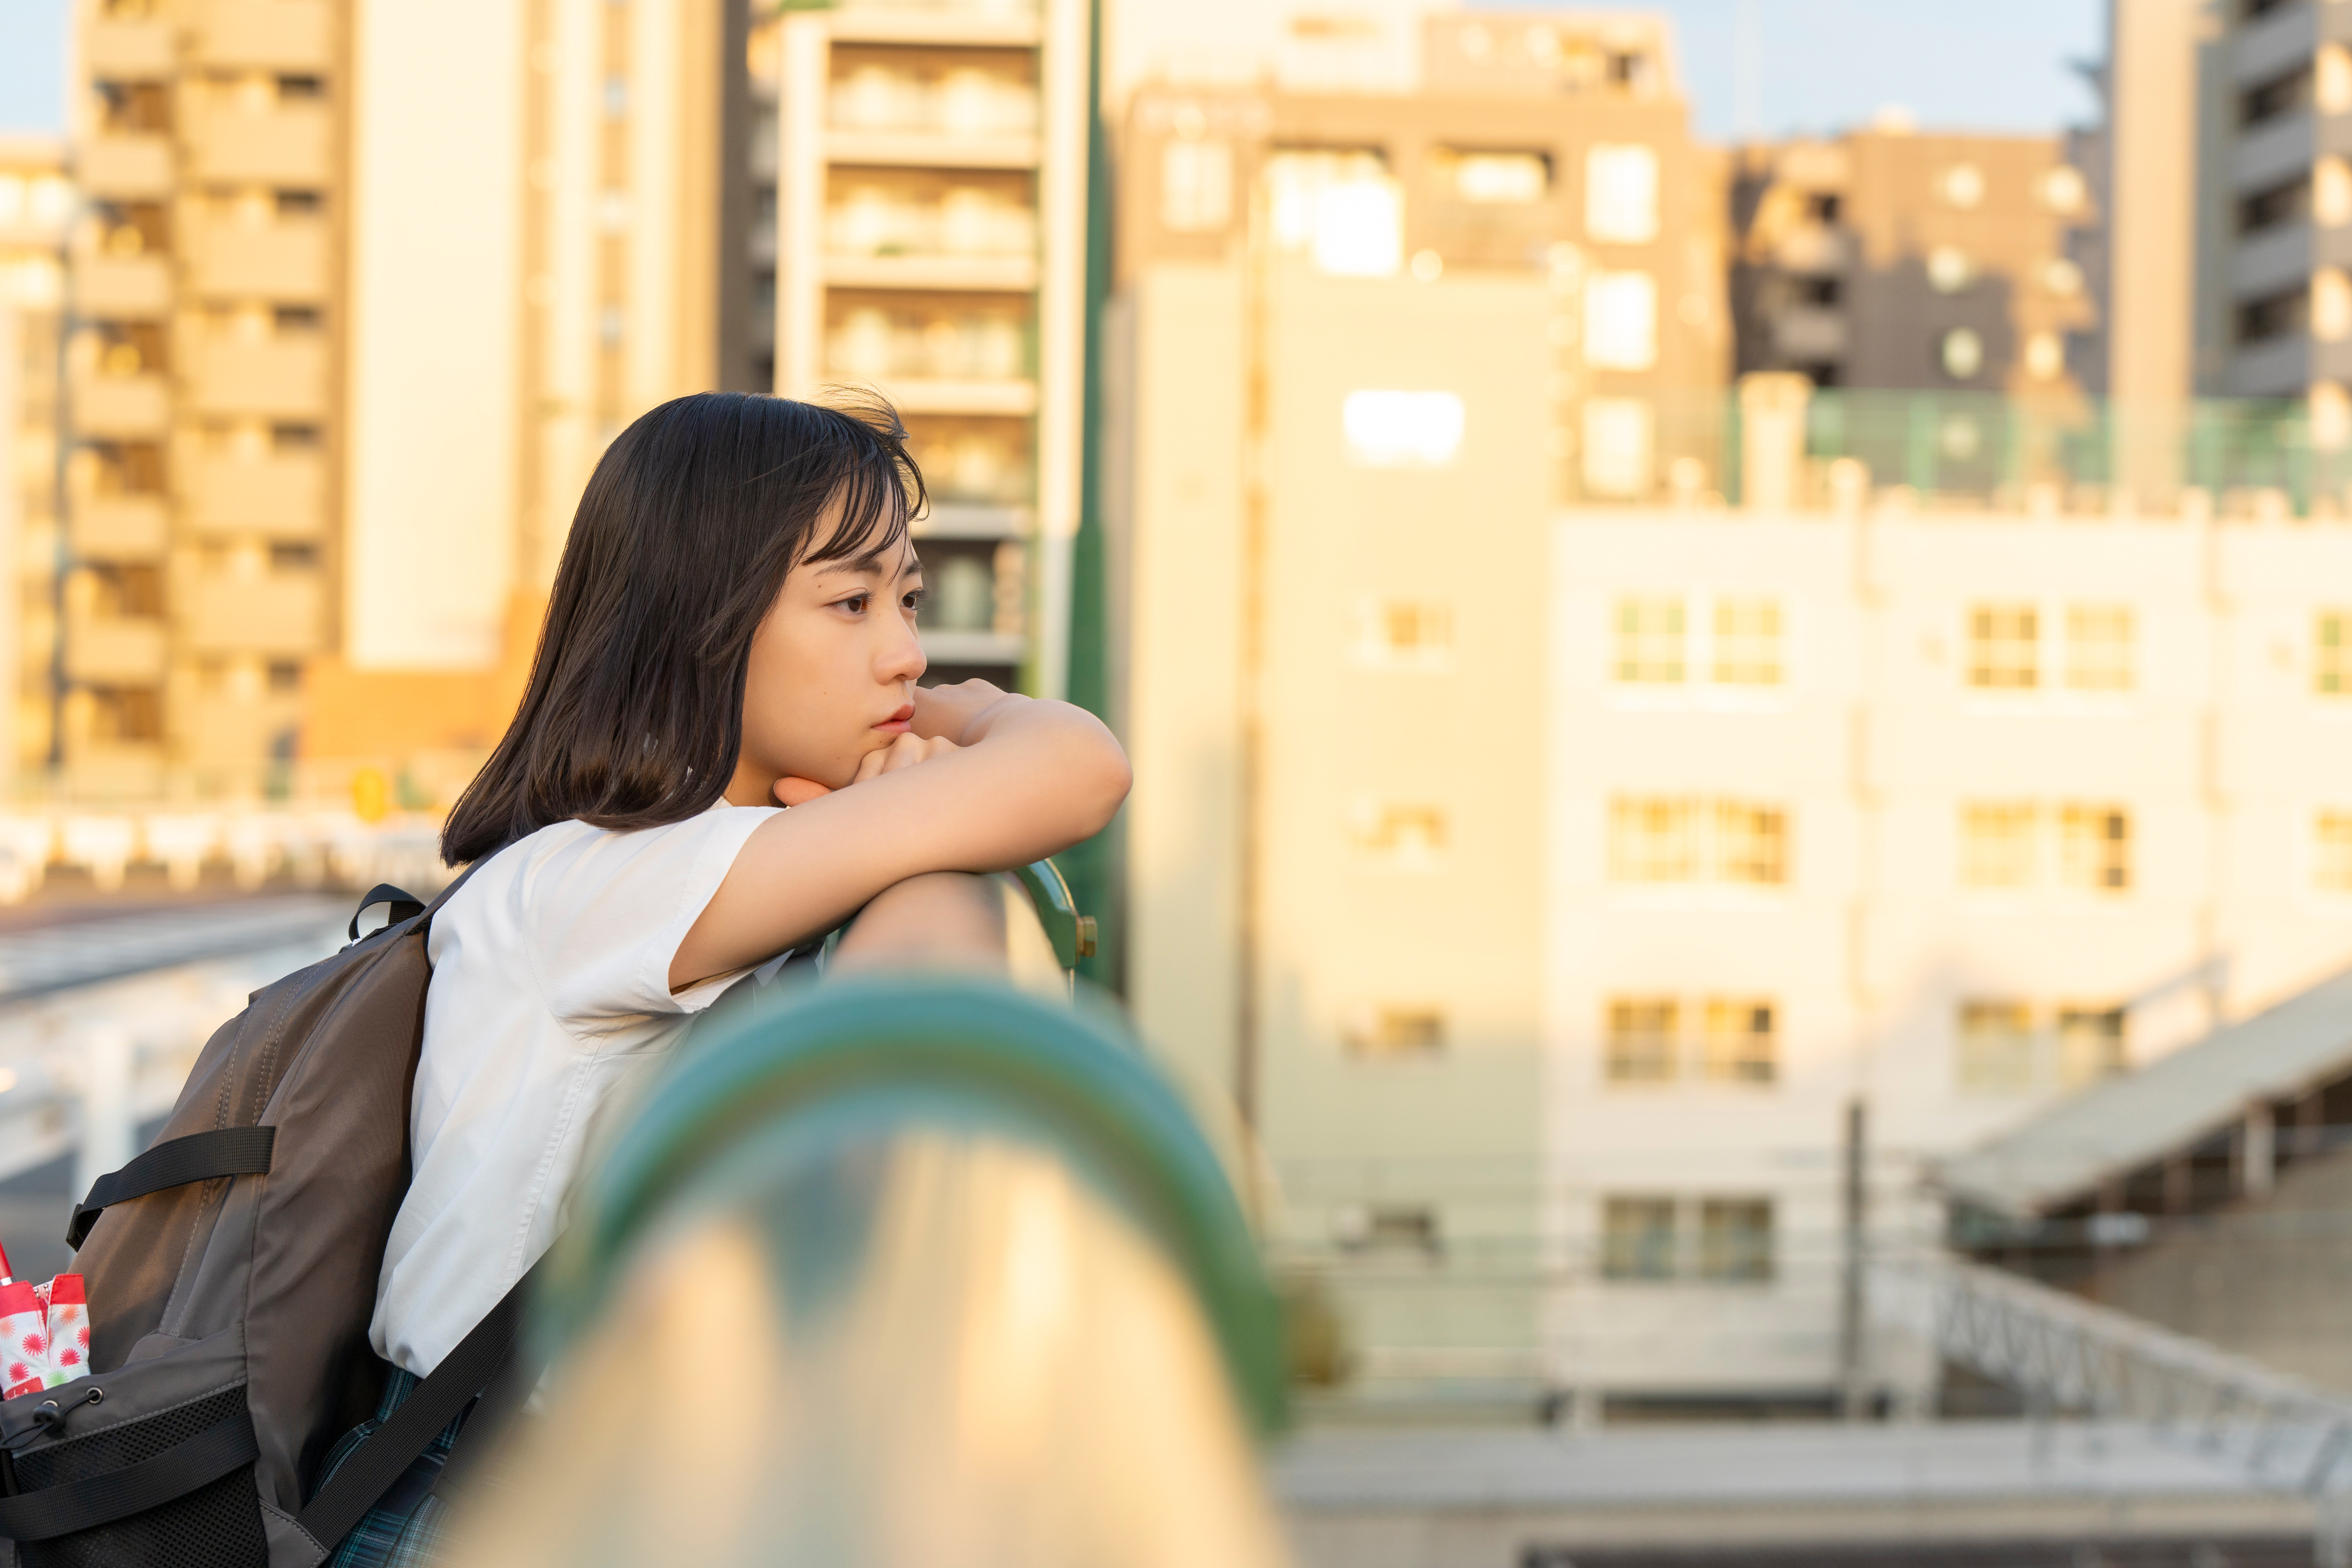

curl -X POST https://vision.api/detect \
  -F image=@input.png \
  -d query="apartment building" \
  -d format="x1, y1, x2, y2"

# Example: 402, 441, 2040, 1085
65, 0, 347, 794
1117, 11, 1729, 508
2199, 0, 2352, 398
0, 140, 69, 785
755, 0, 1089, 696
60, 0, 733, 804
1113, 7, 1726, 1407
1731, 128, 2099, 395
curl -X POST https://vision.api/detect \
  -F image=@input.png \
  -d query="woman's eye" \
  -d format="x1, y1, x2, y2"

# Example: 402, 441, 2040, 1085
902, 589, 925, 611
839, 594, 868, 614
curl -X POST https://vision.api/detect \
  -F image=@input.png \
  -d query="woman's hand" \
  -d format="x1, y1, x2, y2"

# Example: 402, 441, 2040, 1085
773, 731, 962, 806
911, 679, 1018, 745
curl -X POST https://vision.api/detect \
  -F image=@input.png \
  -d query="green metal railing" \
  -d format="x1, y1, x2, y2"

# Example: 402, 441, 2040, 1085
1621, 389, 2352, 514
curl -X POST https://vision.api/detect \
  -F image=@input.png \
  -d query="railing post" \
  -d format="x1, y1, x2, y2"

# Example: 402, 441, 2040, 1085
1738, 372, 1811, 513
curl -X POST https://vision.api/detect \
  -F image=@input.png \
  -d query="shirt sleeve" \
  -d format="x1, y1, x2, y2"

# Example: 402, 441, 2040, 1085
524, 805, 783, 1036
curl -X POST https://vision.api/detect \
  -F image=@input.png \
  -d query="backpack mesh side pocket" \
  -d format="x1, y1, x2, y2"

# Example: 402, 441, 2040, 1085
10, 1385, 267, 1568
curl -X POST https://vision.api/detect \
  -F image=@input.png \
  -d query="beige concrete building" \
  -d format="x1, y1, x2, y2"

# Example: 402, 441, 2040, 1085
1113, 7, 1726, 1407
59, 0, 731, 806
1117, 11, 1728, 508
756, 0, 1089, 695
0, 140, 69, 788
1731, 129, 2100, 396
65, 0, 347, 795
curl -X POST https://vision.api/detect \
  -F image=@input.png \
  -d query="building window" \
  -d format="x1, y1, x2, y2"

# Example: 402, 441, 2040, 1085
2066, 605, 2135, 691
1351, 801, 1447, 857
1610, 796, 1789, 887
1335, 1203, 1441, 1256
1697, 1199, 1774, 1282
1585, 143, 1659, 242
2319, 612, 2351, 695
1960, 802, 2039, 889
1600, 1196, 1677, 1280
266, 659, 302, 694
1967, 603, 2039, 689
1604, 997, 1678, 1083
1609, 796, 1698, 882
2058, 804, 2133, 893
1581, 396, 1654, 498
1711, 598, 1782, 686
1715, 800, 1787, 886
1957, 1000, 2037, 1094
1612, 597, 1684, 683
1701, 998, 1776, 1084
1160, 139, 1233, 232
2056, 1006, 2126, 1087
1584, 269, 1658, 370
1342, 389, 1464, 468
1940, 327, 1984, 381
1360, 600, 1453, 668
2318, 811, 2352, 892
1344, 1006, 1445, 1060
1437, 147, 1549, 205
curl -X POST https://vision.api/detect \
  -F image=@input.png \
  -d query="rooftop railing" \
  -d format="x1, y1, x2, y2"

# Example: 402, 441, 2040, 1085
1592, 380, 2352, 519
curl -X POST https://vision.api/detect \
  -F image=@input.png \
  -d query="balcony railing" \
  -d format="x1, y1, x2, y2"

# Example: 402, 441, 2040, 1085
1580, 383, 2352, 518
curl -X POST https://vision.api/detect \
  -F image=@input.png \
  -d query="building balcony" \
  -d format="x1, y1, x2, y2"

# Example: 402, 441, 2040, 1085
2234, 218, 2315, 301
1772, 225, 1850, 275
186, 573, 322, 656
188, 0, 334, 69
824, 253, 1038, 291
826, 6, 1041, 48
1771, 306, 1848, 360
188, 337, 328, 419
71, 372, 172, 437
74, 254, 173, 318
912, 503, 1030, 540
183, 104, 332, 186
187, 452, 326, 536
186, 220, 330, 301
84, 18, 175, 78
883, 378, 1037, 416
2226, 333, 2309, 398
77, 134, 172, 199
2235, 1, 2317, 87
71, 496, 169, 561
828, 131, 1040, 171
2236, 111, 2315, 196
66, 613, 166, 684
918, 629, 1024, 667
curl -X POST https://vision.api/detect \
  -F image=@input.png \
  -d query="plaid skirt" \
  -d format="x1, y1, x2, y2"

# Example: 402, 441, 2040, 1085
312, 1368, 468, 1568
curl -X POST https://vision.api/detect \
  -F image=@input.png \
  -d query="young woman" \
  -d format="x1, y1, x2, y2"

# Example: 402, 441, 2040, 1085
329, 391, 1127, 1561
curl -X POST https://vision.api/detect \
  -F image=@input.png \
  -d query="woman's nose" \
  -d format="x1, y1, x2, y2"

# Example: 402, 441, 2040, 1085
879, 613, 927, 686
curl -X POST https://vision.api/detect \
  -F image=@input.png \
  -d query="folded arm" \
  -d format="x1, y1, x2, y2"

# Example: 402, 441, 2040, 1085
669, 687, 1129, 990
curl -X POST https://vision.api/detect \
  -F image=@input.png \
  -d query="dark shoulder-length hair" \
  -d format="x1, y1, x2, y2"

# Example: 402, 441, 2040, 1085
441, 390, 923, 866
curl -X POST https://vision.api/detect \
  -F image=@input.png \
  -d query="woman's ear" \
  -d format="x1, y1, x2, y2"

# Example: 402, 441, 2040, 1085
774, 776, 832, 807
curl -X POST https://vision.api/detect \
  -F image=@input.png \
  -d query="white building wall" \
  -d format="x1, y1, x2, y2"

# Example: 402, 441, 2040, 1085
1546, 506, 2352, 1405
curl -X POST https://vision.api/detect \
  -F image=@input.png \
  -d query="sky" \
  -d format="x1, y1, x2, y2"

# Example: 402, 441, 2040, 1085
0, 0, 2106, 143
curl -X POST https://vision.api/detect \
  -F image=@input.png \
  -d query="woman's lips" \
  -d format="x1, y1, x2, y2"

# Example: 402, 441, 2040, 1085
873, 702, 916, 734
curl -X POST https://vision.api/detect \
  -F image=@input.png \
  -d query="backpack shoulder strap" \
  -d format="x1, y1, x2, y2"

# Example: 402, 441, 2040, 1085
294, 1258, 539, 1553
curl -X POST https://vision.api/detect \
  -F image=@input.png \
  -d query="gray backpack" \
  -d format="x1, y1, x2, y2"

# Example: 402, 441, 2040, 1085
0, 873, 526, 1568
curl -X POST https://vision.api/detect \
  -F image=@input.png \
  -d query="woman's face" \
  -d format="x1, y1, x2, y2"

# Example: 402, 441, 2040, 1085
728, 527, 927, 804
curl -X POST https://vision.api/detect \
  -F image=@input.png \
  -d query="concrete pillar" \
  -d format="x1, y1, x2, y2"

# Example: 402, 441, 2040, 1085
2104, 0, 2206, 506
1739, 373, 1811, 513
2239, 1102, 2276, 1198
73, 1024, 134, 1215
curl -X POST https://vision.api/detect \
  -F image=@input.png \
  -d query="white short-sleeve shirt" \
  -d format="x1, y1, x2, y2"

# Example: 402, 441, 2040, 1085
369, 803, 779, 1376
